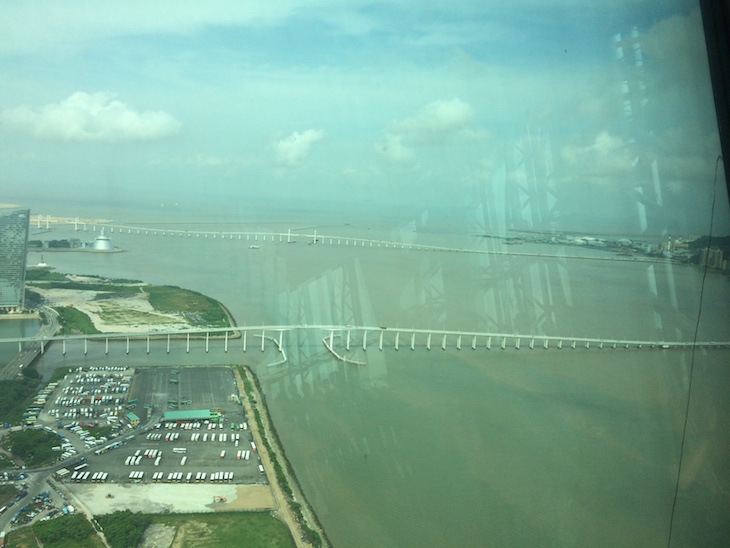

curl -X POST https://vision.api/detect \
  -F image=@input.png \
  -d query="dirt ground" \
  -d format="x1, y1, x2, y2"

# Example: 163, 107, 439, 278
69, 483, 275, 514
139, 523, 178, 548
29, 286, 192, 333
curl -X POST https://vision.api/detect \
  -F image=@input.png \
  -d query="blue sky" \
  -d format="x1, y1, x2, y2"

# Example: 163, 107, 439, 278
1, 0, 726, 236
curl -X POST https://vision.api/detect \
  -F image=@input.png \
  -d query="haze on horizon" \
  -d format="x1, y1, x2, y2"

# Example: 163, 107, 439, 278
0, 0, 727, 237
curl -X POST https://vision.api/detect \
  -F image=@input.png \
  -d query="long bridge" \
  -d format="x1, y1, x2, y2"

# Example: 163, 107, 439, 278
30, 214, 667, 264
2, 325, 728, 363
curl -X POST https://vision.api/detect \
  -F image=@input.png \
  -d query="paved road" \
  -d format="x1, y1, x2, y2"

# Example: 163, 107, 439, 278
0, 306, 58, 381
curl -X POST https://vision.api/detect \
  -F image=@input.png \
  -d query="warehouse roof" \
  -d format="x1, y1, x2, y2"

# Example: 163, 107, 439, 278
163, 409, 211, 421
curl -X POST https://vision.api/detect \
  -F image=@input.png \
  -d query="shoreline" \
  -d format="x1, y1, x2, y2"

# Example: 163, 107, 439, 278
235, 365, 330, 548
0, 313, 41, 320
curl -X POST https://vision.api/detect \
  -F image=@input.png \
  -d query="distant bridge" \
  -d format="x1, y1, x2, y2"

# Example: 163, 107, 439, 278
2, 325, 728, 365
31, 215, 666, 264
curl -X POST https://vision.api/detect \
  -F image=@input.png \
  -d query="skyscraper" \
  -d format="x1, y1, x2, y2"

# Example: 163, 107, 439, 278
0, 208, 30, 312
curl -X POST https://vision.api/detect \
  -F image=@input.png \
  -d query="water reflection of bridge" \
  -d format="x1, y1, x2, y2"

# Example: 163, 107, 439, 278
3, 325, 728, 363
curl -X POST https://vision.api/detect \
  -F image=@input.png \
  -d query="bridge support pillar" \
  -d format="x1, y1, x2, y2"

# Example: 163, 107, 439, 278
442, 334, 447, 350
571, 340, 576, 349
427, 333, 431, 350
126, 337, 130, 354
186, 333, 189, 353
472, 335, 477, 350
168, 334, 171, 354
243, 331, 247, 352
105, 338, 109, 355
147, 336, 150, 354
225, 331, 228, 353
585, 341, 590, 349
62, 339, 66, 355
544, 339, 549, 349
558, 340, 562, 350
330, 330, 334, 350
599, 342, 603, 349
206, 332, 209, 353
395, 332, 399, 351
84, 339, 87, 355
412, 332, 416, 351
529, 339, 534, 350
379, 330, 383, 351
456, 335, 461, 350
487, 336, 491, 350
346, 330, 350, 351
278, 331, 283, 352
501, 337, 506, 350
515, 338, 520, 350
362, 331, 367, 351
261, 330, 265, 352
40, 339, 45, 354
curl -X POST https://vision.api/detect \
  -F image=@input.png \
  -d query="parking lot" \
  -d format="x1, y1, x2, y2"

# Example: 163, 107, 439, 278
49, 366, 266, 488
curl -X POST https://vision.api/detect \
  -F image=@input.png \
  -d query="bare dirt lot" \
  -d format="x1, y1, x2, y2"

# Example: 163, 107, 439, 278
70, 483, 275, 514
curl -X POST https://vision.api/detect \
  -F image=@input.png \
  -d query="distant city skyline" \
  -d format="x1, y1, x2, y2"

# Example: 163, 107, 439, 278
1, 1, 727, 236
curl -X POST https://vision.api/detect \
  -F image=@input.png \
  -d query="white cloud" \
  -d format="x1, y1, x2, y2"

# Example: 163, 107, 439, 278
0, 92, 181, 142
375, 133, 414, 165
376, 98, 487, 165
275, 129, 325, 166
561, 131, 634, 184
390, 98, 478, 144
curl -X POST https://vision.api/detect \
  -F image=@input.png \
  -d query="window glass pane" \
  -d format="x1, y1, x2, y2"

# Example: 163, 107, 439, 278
1, 1, 727, 546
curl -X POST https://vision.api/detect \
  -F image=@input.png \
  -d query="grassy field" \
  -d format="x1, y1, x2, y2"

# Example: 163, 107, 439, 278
149, 512, 294, 548
48, 367, 76, 384
6, 511, 293, 548
4, 527, 37, 548
146, 286, 230, 327
3, 430, 62, 468
0, 369, 41, 425
56, 306, 101, 336
28, 274, 233, 334
32, 514, 104, 548
0, 483, 19, 507
5, 515, 104, 548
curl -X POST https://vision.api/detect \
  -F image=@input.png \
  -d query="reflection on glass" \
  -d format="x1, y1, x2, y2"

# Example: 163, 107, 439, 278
1, 1, 728, 546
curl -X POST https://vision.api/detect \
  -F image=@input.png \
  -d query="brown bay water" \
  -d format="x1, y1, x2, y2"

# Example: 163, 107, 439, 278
19, 216, 730, 547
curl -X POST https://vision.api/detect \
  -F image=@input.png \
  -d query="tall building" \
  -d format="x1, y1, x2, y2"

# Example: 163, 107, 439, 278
0, 208, 30, 312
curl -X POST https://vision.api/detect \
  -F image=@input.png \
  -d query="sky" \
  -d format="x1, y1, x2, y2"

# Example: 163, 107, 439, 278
0, 0, 727, 236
